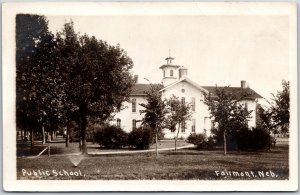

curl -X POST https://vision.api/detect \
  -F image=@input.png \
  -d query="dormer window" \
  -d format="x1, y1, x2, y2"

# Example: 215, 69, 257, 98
170, 70, 173, 77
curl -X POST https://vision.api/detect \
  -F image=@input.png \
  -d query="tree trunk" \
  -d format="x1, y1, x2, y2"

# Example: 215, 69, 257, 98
79, 104, 88, 155
79, 118, 82, 151
66, 121, 70, 147
30, 129, 34, 147
46, 132, 50, 142
21, 129, 24, 140
42, 125, 45, 145
79, 138, 82, 151
269, 129, 271, 151
175, 123, 180, 152
155, 129, 158, 158
50, 130, 54, 141
223, 130, 226, 156
81, 120, 87, 154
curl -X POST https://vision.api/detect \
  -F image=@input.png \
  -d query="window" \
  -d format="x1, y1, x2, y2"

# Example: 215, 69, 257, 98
163, 70, 165, 78
132, 119, 136, 130
245, 102, 248, 110
191, 97, 195, 111
181, 122, 186, 132
170, 69, 173, 77
191, 119, 196, 132
181, 97, 185, 105
132, 98, 136, 112
117, 119, 121, 127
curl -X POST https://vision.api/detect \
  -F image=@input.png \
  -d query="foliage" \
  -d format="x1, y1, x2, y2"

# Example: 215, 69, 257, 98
56, 22, 135, 153
187, 133, 215, 150
167, 95, 193, 129
16, 15, 135, 151
16, 14, 64, 145
270, 80, 290, 133
204, 86, 252, 155
128, 126, 154, 149
140, 83, 169, 156
235, 127, 273, 151
140, 83, 168, 131
94, 125, 128, 149
257, 80, 289, 140
166, 95, 193, 152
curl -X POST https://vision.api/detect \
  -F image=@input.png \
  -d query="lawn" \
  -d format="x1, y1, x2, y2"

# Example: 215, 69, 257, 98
17, 145, 289, 180
17, 139, 190, 156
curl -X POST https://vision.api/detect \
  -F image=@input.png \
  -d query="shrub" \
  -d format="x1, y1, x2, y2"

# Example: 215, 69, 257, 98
187, 133, 215, 150
94, 125, 128, 149
235, 127, 271, 151
128, 126, 154, 149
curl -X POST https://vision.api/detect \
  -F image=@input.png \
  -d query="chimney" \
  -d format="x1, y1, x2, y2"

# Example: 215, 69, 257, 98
134, 75, 138, 83
241, 80, 246, 89
179, 67, 188, 79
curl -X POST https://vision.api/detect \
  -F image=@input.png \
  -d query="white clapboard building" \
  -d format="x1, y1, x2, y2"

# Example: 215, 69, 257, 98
112, 56, 262, 139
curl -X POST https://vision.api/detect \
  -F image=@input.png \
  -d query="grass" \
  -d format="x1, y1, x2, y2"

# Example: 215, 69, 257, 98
17, 145, 289, 180
17, 139, 190, 156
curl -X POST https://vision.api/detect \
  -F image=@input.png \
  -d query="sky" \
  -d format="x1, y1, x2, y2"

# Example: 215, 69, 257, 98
47, 15, 289, 101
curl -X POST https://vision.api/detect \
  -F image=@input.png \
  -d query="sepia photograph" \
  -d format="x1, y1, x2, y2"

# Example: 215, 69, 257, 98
2, 2, 297, 191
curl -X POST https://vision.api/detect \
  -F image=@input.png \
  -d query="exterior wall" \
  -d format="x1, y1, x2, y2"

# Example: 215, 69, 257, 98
161, 80, 212, 139
240, 100, 257, 128
112, 96, 147, 133
111, 81, 258, 139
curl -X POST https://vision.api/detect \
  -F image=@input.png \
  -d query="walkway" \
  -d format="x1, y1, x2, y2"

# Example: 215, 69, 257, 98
88, 144, 195, 155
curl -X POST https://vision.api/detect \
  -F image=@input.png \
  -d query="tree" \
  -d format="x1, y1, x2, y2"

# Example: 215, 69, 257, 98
139, 82, 168, 157
57, 22, 135, 154
204, 86, 252, 155
167, 95, 192, 152
257, 104, 274, 150
271, 80, 290, 134
257, 80, 290, 149
16, 14, 62, 146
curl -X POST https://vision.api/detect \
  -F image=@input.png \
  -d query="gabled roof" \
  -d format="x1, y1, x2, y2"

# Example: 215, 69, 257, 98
131, 80, 263, 100
160, 77, 209, 94
201, 86, 263, 99
131, 84, 163, 96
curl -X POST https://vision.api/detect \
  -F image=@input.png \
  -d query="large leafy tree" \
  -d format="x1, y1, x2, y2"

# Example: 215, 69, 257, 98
257, 80, 290, 150
140, 83, 168, 157
57, 22, 135, 154
204, 86, 252, 155
16, 14, 62, 145
167, 95, 192, 152
271, 80, 290, 133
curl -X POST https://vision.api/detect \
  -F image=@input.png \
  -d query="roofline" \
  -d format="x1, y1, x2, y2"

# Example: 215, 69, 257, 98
160, 77, 209, 94
159, 64, 180, 69
130, 94, 148, 96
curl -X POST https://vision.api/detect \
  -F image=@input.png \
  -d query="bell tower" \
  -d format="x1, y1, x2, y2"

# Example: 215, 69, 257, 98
159, 54, 180, 86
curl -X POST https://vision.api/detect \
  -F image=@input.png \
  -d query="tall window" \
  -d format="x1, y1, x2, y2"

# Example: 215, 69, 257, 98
170, 69, 173, 76
132, 98, 136, 112
245, 102, 248, 110
191, 97, 195, 111
191, 119, 196, 132
181, 122, 186, 132
132, 119, 136, 130
163, 70, 165, 78
117, 119, 121, 127
181, 97, 185, 105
